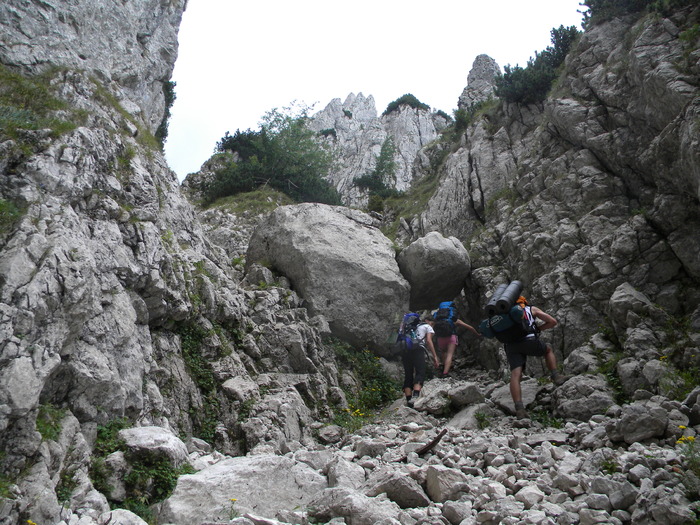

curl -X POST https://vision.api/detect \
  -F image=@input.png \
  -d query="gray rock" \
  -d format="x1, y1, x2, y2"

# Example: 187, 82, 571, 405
157, 455, 327, 524
364, 469, 430, 508
118, 426, 189, 467
458, 54, 501, 110
425, 465, 470, 503
246, 203, 409, 351
605, 401, 670, 444
397, 232, 471, 309
307, 486, 403, 525
328, 457, 366, 489
553, 375, 616, 421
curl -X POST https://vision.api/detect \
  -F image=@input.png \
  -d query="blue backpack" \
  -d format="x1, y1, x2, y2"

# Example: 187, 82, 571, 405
479, 305, 536, 343
433, 301, 457, 337
396, 312, 422, 352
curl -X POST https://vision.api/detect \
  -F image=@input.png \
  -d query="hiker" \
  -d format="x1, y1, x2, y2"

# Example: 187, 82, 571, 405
432, 301, 481, 379
505, 296, 569, 419
402, 315, 440, 407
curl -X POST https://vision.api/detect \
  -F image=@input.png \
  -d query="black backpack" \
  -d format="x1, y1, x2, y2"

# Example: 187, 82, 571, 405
478, 305, 537, 343
433, 301, 457, 337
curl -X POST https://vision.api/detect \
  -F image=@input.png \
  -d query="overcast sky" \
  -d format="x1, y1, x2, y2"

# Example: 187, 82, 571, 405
165, 0, 585, 182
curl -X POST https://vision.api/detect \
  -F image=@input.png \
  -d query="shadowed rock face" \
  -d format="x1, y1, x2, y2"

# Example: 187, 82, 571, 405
246, 203, 410, 352
397, 231, 471, 310
0, 0, 185, 130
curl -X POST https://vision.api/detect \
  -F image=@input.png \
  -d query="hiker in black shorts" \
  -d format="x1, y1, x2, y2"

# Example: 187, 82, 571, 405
506, 296, 570, 419
402, 315, 440, 407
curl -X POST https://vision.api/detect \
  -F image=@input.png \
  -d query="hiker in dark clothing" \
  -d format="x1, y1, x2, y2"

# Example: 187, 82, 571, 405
402, 315, 440, 407
507, 296, 569, 419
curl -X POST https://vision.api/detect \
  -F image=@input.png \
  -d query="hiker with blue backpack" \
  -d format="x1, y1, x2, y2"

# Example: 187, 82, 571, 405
432, 301, 481, 379
478, 281, 570, 419
396, 313, 440, 407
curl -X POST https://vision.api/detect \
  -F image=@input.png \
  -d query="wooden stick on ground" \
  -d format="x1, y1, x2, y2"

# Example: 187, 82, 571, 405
397, 428, 447, 462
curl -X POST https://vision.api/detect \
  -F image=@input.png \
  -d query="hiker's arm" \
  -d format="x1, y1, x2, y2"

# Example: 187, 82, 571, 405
426, 336, 440, 367
532, 307, 557, 331
456, 319, 481, 336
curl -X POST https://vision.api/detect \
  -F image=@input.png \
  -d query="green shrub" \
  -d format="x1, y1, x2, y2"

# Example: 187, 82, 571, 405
354, 137, 400, 207
495, 25, 580, 104
0, 64, 76, 144
36, 404, 65, 441
318, 128, 337, 138
581, 0, 696, 26
435, 109, 452, 122
382, 94, 430, 116
155, 80, 176, 148
93, 418, 129, 456
208, 105, 341, 205
327, 338, 400, 430
0, 199, 23, 235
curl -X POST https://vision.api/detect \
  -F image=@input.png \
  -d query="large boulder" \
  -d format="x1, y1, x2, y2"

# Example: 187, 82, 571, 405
246, 203, 410, 351
397, 232, 471, 310
156, 454, 327, 524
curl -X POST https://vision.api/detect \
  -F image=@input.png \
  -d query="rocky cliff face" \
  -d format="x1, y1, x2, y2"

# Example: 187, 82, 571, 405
308, 92, 449, 206
0, 2, 351, 524
406, 6, 700, 365
0, 0, 183, 131
1, 1, 699, 524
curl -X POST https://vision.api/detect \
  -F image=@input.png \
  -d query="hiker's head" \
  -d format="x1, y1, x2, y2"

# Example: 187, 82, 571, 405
422, 313, 435, 323
516, 296, 528, 306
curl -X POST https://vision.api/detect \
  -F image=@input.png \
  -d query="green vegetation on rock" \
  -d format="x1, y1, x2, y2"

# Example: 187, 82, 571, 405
382, 93, 430, 116
207, 105, 341, 205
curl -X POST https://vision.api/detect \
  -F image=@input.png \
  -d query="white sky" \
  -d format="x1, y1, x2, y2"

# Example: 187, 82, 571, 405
165, 0, 585, 182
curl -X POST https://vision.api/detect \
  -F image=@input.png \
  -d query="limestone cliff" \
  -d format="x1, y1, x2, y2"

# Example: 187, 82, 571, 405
308, 92, 449, 207
0, 1, 699, 524
0, 1, 347, 524
402, 6, 700, 371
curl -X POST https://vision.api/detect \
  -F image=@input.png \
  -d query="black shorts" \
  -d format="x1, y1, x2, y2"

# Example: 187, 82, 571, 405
505, 338, 547, 371
402, 345, 427, 389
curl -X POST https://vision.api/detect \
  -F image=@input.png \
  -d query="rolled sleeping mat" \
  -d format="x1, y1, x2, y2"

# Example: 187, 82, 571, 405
484, 283, 508, 316
495, 280, 523, 313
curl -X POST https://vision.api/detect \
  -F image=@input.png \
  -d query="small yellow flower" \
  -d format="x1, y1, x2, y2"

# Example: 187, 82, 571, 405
660, 355, 668, 360
27, 520, 37, 525
679, 425, 687, 430
230, 498, 237, 502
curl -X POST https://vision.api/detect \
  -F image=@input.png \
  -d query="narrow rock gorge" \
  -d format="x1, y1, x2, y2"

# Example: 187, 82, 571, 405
0, 1, 699, 525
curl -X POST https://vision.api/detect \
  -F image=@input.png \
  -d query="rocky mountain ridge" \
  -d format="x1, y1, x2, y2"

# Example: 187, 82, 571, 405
0, 1, 699, 525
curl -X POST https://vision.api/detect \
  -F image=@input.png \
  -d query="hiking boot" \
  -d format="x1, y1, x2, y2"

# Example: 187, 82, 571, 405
515, 407, 529, 419
406, 398, 414, 408
553, 374, 572, 386
439, 372, 451, 379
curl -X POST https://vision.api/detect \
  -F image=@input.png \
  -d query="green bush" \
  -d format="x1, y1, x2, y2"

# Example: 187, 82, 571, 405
0, 199, 23, 235
155, 80, 176, 148
208, 106, 341, 205
354, 137, 400, 207
382, 94, 430, 116
326, 338, 400, 430
495, 25, 580, 104
581, 0, 696, 26
36, 404, 65, 441
0, 64, 76, 143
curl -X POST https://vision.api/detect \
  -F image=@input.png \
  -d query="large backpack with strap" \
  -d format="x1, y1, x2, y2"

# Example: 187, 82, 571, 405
433, 301, 457, 337
478, 305, 537, 343
396, 312, 422, 353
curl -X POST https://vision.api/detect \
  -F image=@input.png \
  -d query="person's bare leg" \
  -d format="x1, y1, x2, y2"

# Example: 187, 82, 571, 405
443, 342, 456, 375
544, 345, 557, 372
510, 367, 523, 403
545, 345, 570, 385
